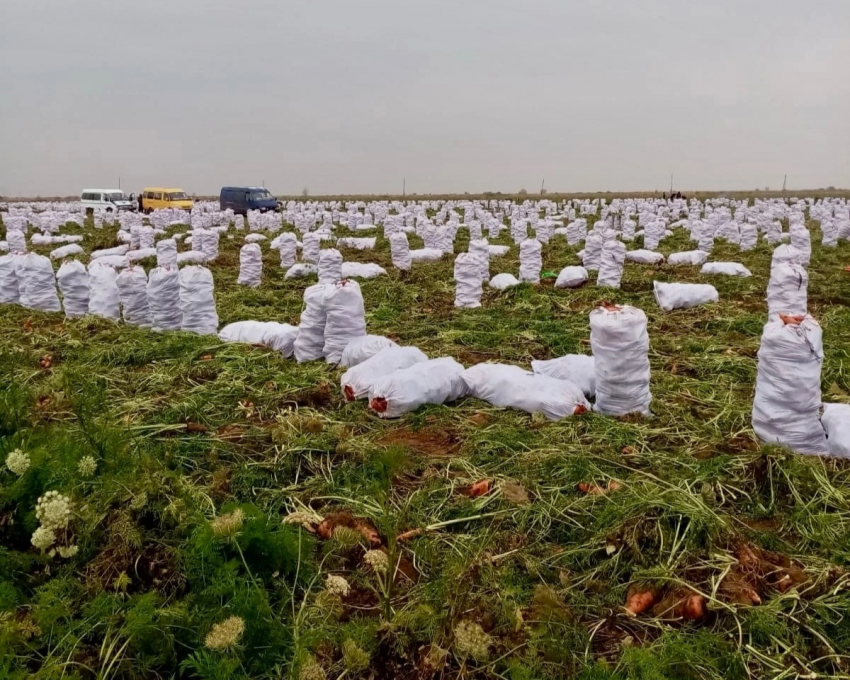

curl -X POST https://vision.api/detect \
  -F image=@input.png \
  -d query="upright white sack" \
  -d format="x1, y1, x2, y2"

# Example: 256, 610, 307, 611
531, 354, 596, 398
55, 260, 90, 318
318, 248, 343, 285
237, 243, 263, 288
822, 404, 850, 459
582, 232, 604, 271
389, 232, 412, 271
323, 279, 367, 364
518, 238, 542, 284
468, 239, 490, 282
22, 253, 61, 312
368, 357, 467, 418
752, 315, 828, 455
596, 240, 626, 288
156, 239, 178, 268
339, 334, 398, 368
88, 263, 121, 320
293, 283, 332, 363
0, 254, 20, 304
767, 263, 807, 316
179, 265, 219, 336
278, 233, 297, 268
202, 229, 220, 262
147, 267, 182, 331
590, 304, 652, 416
554, 266, 588, 289
116, 266, 152, 327
341, 346, 429, 401
454, 252, 483, 309
302, 233, 320, 263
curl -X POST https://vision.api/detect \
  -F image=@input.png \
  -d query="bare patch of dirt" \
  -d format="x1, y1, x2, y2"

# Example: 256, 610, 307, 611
378, 427, 462, 458
455, 349, 500, 365
292, 382, 333, 409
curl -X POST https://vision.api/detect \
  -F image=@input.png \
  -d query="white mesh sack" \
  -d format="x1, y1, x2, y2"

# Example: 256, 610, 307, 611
454, 252, 483, 309
771, 244, 808, 269
368, 357, 467, 418
621, 219, 636, 242
531, 354, 596, 398
740, 223, 758, 251
789, 227, 811, 264
700, 262, 752, 277
341, 345, 429, 401
597, 240, 626, 288
147, 267, 182, 331
202, 229, 220, 261
339, 335, 399, 368
179, 265, 219, 336
302, 233, 320, 263
284, 263, 318, 279
653, 281, 719, 311
91, 245, 130, 260
0, 254, 20, 304
468, 239, 490, 282
139, 226, 155, 250
581, 231, 604, 271
340, 262, 386, 279
323, 279, 367, 364
7, 230, 27, 253
554, 266, 588, 289
116, 266, 152, 327
625, 249, 665, 264
752, 314, 828, 455
519, 238, 543, 284
156, 239, 178, 268
590, 304, 652, 416
822, 403, 850, 459
489, 273, 520, 290
190, 228, 205, 252
218, 321, 299, 357
767, 263, 808, 316
461, 363, 589, 420
50, 244, 84, 260
488, 245, 510, 257
278, 233, 297, 268
237, 243, 263, 287
21, 253, 61, 312
318, 248, 343, 285
293, 283, 332, 362
88, 263, 121, 320
389, 232, 412, 271
409, 248, 444, 262
667, 250, 709, 266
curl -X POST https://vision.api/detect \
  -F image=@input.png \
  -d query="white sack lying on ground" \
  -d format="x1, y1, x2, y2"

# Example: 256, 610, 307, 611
454, 252, 483, 308
116, 266, 152, 327
237, 243, 263, 287
179, 265, 219, 336
147, 267, 182, 331
0, 255, 20, 304
55, 260, 89, 318
667, 250, 709, 266
88, 263, 121, 320
653, 280, 719, 311
625, 249, 665, 264
339, 335, 398, 368
488, 245, 510, 257
590, 304, 652, 416
177, 251, 207, 265
461, 363, 589, 420
597, 240, 626, 288
285, 263, 317, 279
341, 262, 386, 279
336, 237, 376, 250
50, 244, 84, 260
555, 266, 588, 288
489, 273, 520, 290
91, 245, 130, 259
244, 233, 266, 243
700, 262, 752, 277
127, 248, 157, 263
293, 283, 332, 363
519, 238, 543, 284
368, 357, 467, 418
531, 354, 596, 398
410, 248, 444, 262
218, 321, 299, 357
767, 263, 807, 316
22, 253, 62, 312
822, 403, 850, 459
752, 314, 828, 455
341, 346, 429, 401
324, 279, 367, 364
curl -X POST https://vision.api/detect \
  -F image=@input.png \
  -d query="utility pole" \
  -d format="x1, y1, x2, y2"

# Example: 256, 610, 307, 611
669, 174, 673, 193
119, 176, 121, 190
782, 174, 787, 191
402, 178, 406, 197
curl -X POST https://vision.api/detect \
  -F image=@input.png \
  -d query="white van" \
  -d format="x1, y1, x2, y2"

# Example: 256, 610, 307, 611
80, 189, 136, 214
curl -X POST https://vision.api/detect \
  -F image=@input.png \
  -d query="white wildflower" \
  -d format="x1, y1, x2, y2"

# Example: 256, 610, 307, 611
35, 491, 73, 531
324, 574, 351, 597
204, 615, 245, 651
210, 508, 244, 538
5, 449, 30, 476
283, 510, 322, 530
363, 549, 389, 575
31, 527, 55, 551
77, 456, 97, 477
454, 620, 492, 660
58, 544, 79, 558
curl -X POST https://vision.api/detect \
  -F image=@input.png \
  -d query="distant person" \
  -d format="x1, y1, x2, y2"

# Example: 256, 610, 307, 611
138, 193, 144, 212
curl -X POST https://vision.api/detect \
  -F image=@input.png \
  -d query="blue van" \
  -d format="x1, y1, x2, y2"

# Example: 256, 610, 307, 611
219, 186, 280, 214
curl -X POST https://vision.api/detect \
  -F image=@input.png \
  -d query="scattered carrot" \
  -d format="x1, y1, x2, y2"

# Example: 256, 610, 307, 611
397, 528, 424, 542
467, 479, 491, 498
683, 594, 706, 620
625, 587, 658, 615
779, 314, 805, 326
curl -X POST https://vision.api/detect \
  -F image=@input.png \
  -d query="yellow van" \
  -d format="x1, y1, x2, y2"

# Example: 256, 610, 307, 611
140, 187, 193, 213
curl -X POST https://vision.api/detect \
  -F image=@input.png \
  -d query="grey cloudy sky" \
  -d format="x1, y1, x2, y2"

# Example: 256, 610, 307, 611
2, 0, 848, 197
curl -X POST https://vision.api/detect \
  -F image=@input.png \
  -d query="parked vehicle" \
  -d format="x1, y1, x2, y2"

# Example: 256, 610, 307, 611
140, 187, 193, 213
80, 189, 136, 214
220, 186, 280, 215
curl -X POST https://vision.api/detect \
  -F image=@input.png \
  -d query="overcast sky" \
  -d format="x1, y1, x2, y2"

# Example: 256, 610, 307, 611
2, 0, 848, 197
